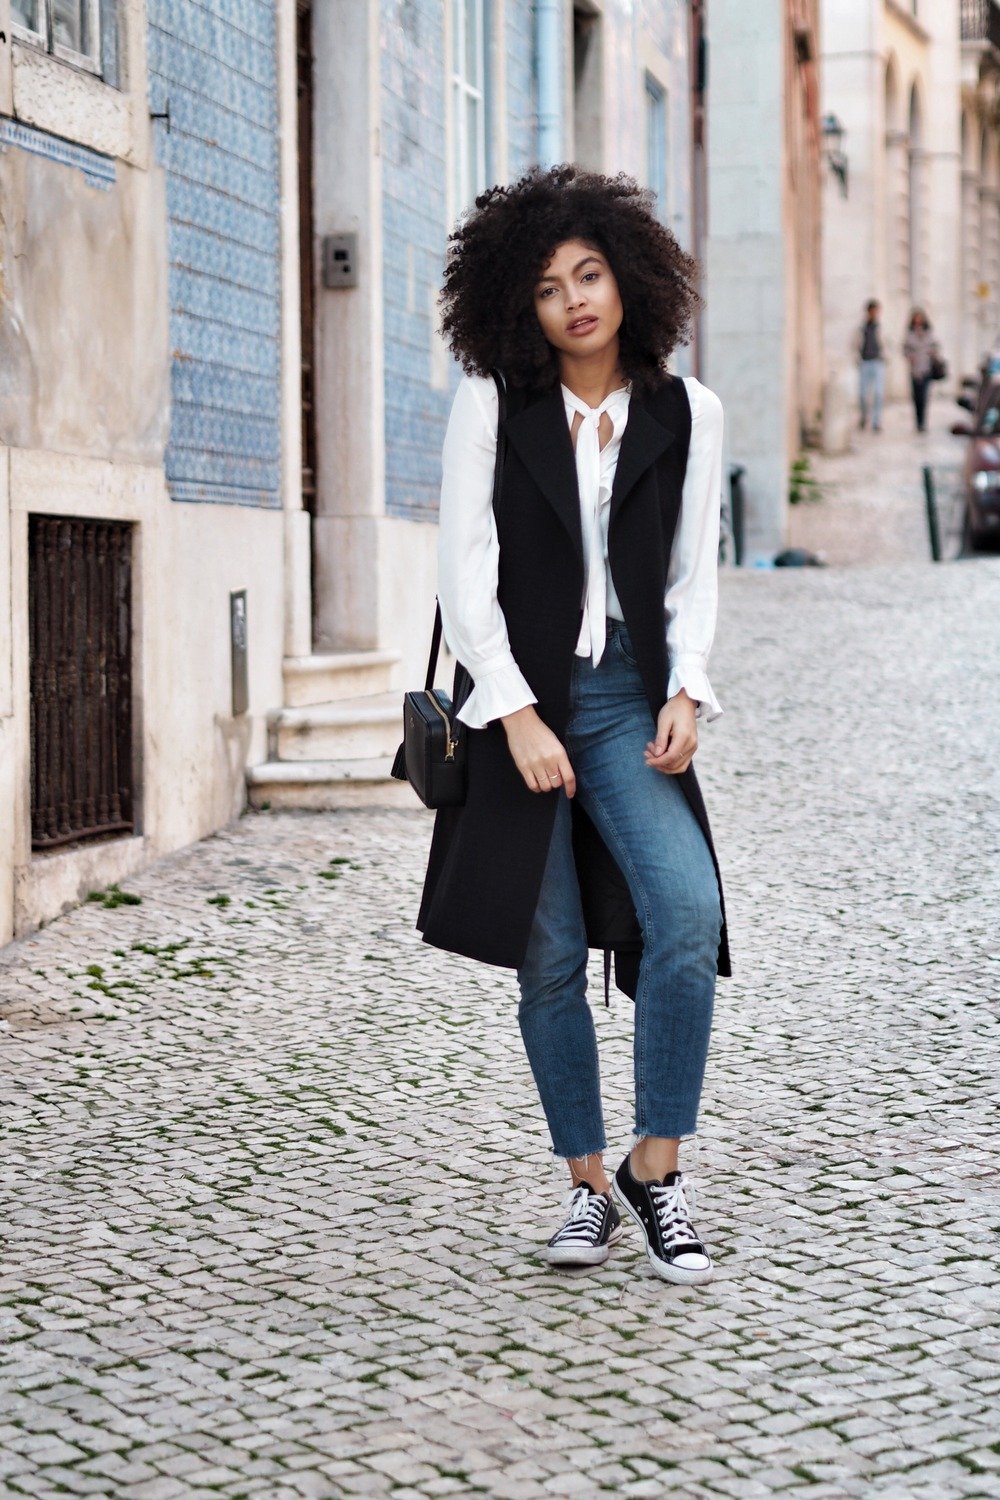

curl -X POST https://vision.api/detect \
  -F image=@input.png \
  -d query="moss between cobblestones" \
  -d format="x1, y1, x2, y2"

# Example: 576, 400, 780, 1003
85, 884, 142, 909
3, 567, 997, 1499
955, 1452, 992, 1474
433, 1469, 490, 1492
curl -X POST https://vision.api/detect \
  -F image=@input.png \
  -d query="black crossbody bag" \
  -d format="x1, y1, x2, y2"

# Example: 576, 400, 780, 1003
390, 371, 507, 808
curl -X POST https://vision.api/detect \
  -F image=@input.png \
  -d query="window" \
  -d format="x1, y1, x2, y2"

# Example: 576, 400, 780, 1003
11, 0, 45, 38
11, 0, 103, 74
645, 73, 668, 220
573, 4, 603, 170
450, 0, 486, 215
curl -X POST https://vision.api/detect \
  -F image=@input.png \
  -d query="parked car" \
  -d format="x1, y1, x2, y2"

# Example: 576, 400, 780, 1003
951, 379, 1000, 549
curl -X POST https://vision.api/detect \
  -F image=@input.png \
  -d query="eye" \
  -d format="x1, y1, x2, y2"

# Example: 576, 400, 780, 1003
581, 271, 600, 283
537, 286, 556, 298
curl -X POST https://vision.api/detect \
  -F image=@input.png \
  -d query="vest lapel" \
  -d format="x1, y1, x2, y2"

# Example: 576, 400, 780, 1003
609, 391, 678, 525
502, 385, 583, 566
501, 379, 680, 555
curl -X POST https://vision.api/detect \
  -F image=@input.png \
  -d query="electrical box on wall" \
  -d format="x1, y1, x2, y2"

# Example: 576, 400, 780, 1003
230, 590, 248, 716
322, 233, 359, 288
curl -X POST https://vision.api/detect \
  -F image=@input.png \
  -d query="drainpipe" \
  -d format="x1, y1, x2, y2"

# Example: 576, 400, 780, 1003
536, 0, 564, 167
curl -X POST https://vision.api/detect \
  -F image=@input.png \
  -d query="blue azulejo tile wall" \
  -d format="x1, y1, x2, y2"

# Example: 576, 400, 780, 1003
380, 0, 537, 525
147, 0, 281, 508
381, 0, 449, 524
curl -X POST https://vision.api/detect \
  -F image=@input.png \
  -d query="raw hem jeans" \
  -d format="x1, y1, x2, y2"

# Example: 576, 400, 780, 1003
515, 620, 722, 1160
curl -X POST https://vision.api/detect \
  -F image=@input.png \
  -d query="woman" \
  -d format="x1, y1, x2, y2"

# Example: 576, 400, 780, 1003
903, 308, 941, 434
418, 166, 730, 1286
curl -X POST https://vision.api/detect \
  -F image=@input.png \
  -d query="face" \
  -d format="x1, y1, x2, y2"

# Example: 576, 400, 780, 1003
533, 239, 624, 357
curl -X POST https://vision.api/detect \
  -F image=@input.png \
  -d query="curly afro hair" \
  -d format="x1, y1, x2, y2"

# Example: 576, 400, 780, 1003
439, 164, 700, 394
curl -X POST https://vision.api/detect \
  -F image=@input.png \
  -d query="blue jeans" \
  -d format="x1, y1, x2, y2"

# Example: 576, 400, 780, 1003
515, 620, 722, 1159
859, 359, 885, 428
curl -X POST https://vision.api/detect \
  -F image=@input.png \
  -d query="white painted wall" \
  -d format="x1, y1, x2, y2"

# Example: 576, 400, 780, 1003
703, 0, 790, 561
311, 0, 386, 656
820, 0, 883, 449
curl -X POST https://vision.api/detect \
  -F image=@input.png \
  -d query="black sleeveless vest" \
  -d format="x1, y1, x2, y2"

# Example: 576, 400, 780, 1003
417, 374, 731, 992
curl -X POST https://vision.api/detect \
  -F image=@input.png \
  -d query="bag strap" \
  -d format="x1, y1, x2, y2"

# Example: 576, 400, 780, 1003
424, 369, 508, 692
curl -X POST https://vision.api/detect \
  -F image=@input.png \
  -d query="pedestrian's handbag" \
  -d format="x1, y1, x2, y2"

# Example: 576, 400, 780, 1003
390, 370, 507, 808
930, 352, 948, 382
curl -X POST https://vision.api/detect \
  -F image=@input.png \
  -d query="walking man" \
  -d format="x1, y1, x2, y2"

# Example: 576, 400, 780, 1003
857, 299, 885, 432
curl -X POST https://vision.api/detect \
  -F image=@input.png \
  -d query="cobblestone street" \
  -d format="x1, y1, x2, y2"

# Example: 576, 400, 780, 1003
788, 395, 966, 567
3, 557, 999, 1499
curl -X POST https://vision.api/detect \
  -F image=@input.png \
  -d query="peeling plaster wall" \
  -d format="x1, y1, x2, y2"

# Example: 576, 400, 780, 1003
0, 144, 171, 460
0, 5, 287, 942
11, 46, 134, 156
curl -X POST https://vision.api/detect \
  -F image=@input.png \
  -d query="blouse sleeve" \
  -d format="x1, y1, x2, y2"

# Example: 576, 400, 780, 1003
665, 377, 724, 722
437, 374, 538, 729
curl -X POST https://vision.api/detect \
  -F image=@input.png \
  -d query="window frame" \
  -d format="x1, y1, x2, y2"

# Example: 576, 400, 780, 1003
644, 70, 669, 222
11, 0, 104, 79
449, 0, 488, 218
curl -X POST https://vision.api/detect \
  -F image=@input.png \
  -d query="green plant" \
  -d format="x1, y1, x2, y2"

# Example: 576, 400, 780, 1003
789, 452, 823, 505
85, 884, 142, 909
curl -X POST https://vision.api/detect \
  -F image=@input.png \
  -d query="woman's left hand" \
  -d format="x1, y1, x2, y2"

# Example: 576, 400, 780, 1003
645, 692, 698, 775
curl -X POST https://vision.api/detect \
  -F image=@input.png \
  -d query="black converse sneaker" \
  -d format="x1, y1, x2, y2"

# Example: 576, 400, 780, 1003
544, 1182, 624, 1267
611, 1155, 713, 1285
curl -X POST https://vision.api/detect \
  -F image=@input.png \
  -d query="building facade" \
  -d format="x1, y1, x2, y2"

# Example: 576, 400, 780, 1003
0, 0, 301, 942
248, 0, 705, 809
701, 0, 824, 562
1, 0, 705, 943
959, 1, 1000, 377
819, 0, 970, 449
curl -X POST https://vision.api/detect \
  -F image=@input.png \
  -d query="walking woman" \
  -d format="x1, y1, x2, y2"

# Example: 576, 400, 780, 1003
903, 308, 942, 433
417, 167, 730, 1285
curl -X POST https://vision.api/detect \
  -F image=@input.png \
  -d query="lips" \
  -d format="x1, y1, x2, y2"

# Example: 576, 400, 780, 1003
567, 316, 598, 336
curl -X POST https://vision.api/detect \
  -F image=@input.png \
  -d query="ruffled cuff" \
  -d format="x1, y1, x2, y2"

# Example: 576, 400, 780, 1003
456, 660, 538, 729
667, 656, 723, 722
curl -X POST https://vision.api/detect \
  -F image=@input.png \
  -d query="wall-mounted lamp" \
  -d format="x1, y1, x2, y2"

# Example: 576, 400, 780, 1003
822, 113, 848, 198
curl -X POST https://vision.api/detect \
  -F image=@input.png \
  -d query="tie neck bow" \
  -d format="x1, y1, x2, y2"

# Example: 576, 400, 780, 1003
560, 384, 632, 666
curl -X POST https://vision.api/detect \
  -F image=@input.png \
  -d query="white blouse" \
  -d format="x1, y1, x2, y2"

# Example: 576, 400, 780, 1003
437, 373, 725, 730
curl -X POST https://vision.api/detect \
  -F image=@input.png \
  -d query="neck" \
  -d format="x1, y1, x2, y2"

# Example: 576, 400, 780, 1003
558, 340, 626, 406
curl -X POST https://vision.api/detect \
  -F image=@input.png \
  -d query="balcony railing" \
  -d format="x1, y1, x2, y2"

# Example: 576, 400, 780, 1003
961, 0, 1000, 50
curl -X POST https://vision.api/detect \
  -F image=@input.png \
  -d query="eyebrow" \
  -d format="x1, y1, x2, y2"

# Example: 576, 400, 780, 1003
536, 255, 603, 284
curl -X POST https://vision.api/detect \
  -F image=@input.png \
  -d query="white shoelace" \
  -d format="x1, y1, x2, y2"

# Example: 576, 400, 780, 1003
551, 1185, 608, 1245
649, 1176, 702, 1249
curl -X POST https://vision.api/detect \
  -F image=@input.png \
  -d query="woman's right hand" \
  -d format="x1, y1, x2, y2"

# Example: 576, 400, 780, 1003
500, 706, 576, 797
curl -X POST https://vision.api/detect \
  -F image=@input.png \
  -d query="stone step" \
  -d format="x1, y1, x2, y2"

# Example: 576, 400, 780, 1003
269, 690, 402, 761
246, 757, 422, 811
282, 649, 400, 707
